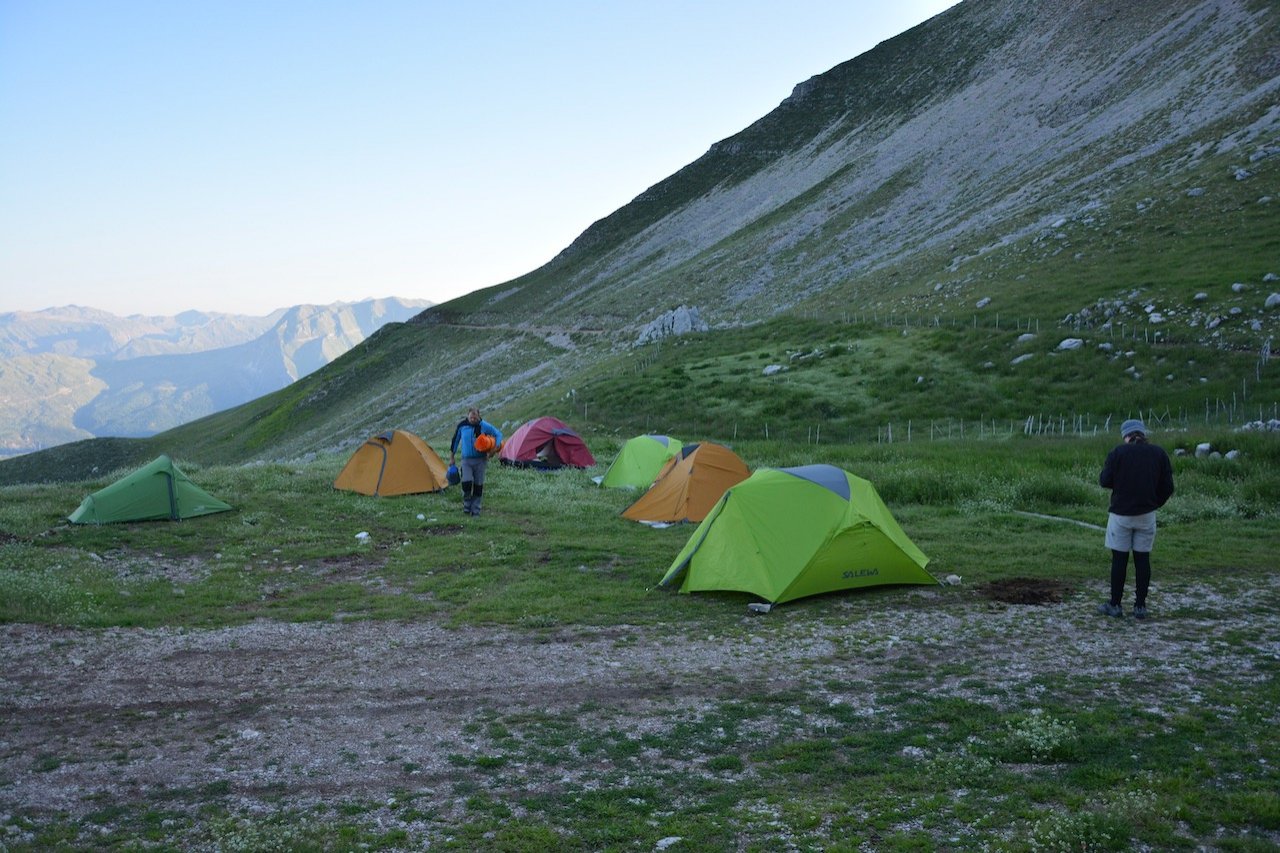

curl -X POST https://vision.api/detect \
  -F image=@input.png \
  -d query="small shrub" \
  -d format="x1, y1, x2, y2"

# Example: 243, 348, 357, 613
708, 754, 744, 773
1003, 711, 1079, 762
1027, 809, 1128, 852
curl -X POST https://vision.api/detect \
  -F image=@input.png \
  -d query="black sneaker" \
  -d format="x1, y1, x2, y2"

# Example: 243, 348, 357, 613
1097, 602, 1123, 618
1133, 605, 1148, 620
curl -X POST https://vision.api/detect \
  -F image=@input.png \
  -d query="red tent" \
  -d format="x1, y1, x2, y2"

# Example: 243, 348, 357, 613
499, 417, 596, 469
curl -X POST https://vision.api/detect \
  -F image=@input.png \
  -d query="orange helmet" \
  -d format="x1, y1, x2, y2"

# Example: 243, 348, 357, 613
474, 433, 496, 453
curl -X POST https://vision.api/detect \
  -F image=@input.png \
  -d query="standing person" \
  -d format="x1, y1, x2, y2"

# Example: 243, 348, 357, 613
450, 408, 503, 517
1098, 418, 1175, 619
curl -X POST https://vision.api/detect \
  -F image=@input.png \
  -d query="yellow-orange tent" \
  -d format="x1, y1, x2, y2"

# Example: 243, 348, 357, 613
334, 430, 449, 496
621, 442, 750, 523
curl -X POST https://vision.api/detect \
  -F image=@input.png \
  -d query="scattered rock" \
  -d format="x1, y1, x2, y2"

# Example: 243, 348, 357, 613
976, 297, 992, 309
1234, 167, 1254, 181
762, 364, 784, 376
1231, 282, 1249, 293
1017, 333, 1036, 343
1239, 419, 1280, 432
1186, 187, 1205, 197
1195, 442, 1213, 458
1011, 354, 1034, 365
635, 305, 708, 345
1193, 292, 1208, 302
1057, 338, 1084, 351
1265, 293, 1280, 309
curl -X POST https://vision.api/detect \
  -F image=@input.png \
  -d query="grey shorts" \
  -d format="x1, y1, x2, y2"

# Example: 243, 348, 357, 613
1105, 511, 1157, 552
460, 456, 488, 485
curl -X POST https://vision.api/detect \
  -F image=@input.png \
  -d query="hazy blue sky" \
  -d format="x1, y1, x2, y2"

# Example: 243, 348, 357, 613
1, 1, 958, 318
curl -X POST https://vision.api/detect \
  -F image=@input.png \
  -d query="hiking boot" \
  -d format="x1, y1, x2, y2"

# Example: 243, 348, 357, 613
1097, 602, 1123, 618
1133, 604, 1148, 620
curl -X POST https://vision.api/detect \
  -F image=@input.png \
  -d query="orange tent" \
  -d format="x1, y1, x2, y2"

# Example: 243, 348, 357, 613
334, 430, 449, 496
621, 442, 750, 523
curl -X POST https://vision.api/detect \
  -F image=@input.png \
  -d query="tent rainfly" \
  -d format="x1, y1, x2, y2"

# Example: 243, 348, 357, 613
333, 430, 449, 496
499, 416, 596, 469
660, 464, 936, 604
600, 434, 683, 489
68, 454, 233, 524
621, 441, 750, 523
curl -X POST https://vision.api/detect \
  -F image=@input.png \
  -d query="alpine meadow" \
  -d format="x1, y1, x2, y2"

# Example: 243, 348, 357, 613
2, 1, 1280, 850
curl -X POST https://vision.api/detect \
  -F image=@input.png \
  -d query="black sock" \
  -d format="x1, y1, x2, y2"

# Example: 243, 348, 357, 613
1109, 549, 1129, 606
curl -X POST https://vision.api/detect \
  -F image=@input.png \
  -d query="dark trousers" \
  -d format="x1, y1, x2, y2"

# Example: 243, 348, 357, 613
1110, 549, 1151, 606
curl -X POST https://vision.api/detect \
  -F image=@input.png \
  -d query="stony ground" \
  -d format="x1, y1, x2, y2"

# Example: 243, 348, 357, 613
2, 574, 1278, 846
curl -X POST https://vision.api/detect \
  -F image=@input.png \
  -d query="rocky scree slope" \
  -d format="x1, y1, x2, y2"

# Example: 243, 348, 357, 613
447, 0, 1278, 331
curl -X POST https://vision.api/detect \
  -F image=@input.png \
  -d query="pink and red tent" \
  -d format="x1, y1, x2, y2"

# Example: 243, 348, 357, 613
498, 416, 596, 469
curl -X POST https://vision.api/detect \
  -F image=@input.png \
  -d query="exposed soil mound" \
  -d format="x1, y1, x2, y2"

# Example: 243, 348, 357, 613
978, 577, 1073, 605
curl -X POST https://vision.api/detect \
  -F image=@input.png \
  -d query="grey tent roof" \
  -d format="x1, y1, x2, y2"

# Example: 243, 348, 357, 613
779, 464, 851, 501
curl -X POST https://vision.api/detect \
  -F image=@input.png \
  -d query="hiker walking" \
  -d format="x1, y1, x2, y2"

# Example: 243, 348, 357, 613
1097, 418, 1174, 619
450, 408, 503, 517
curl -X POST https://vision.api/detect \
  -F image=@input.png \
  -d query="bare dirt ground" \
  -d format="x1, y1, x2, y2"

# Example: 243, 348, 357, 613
2, 575, 1278, 844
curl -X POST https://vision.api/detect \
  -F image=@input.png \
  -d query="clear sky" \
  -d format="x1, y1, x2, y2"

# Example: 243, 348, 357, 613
0, 1, 958, 318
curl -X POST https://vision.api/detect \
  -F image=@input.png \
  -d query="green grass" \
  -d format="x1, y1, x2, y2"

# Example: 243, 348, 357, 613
3, 435, 1277, 628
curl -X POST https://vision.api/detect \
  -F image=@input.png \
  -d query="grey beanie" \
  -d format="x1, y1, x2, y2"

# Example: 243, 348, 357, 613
1120, 418, 1147, 438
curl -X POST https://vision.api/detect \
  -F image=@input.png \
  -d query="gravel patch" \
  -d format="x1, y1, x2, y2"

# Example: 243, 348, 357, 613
2, 575, 1277, 832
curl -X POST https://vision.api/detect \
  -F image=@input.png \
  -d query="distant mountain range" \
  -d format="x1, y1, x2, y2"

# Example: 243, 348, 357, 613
0, 298, 431, 457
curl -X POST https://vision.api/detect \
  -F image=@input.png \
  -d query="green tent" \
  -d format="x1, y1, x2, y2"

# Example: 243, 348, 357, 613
69, 455, 232, 524
660, 464, 936, 604
600, 434, 683, 489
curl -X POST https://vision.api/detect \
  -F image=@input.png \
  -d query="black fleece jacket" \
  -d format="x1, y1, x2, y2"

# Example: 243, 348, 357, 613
1099, 440, 1175, 515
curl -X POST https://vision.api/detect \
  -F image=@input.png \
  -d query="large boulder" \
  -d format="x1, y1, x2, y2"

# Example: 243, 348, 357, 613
635, 305, 709, 345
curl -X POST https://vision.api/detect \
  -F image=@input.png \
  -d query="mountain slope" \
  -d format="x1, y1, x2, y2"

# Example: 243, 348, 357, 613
444, 0, 1278, 329
2, 0, 1277, 483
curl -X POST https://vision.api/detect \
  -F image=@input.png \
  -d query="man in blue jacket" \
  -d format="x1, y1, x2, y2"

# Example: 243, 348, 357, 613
450, 408, 503, 517
1098, 418, 1175, 619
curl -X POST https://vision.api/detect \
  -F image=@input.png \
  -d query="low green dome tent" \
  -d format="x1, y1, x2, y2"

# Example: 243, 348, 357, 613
660, 464, 936, 604
600, 434, 682, 489
69, 455, 232, 524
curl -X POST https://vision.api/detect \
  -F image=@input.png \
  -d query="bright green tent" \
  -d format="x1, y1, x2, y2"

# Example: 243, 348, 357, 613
600, 434, 683, 489
660, 464, 936, 604
69, 455, 232, 524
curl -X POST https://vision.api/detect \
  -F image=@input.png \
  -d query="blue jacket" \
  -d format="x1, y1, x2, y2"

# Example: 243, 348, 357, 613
451, 419, 503, 459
